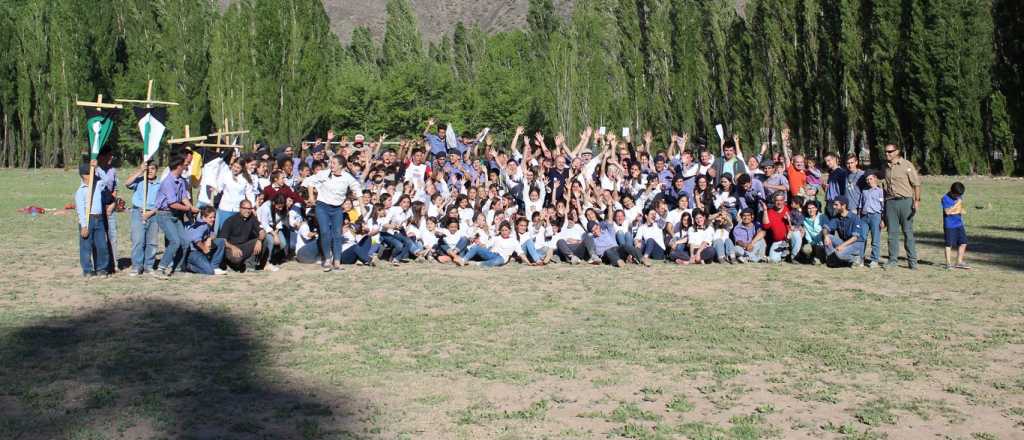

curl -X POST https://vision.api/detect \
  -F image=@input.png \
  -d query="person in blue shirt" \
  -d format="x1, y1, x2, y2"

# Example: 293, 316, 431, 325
941, 181, 969, 270
858, 172, 885, 267
423, 118, 448, 159
153, 154, 199, 278
824, 152, 849, 218
75, 162, 114, 277
821, 195, 866, 267
124, 161, 161, 275
185, 207, 227, 275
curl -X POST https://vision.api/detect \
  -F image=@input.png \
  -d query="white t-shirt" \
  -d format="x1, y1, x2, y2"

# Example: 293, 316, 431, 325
490, 236, 521, 263
635, 223, 665, 250
218, 173, 254, 212
405, 163, 428, 190
688, 226, 715, 248
302, 170, 362, 206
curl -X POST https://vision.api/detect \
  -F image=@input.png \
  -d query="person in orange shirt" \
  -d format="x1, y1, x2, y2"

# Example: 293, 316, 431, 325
781, 128, 807, 198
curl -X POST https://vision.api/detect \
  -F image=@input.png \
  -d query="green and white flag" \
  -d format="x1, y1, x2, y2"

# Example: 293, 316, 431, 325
134, 107, 168, 162
85, 108, 119, 160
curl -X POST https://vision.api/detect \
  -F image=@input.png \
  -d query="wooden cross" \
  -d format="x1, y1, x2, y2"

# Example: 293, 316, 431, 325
75, 94, 124, 111
167, 125, 207, 145
115, 79, 179, 108
198, 118, 248, 149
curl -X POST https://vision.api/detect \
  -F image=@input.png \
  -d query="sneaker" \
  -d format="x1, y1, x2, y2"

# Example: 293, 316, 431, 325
867, 260, 878, 268
941, 263, 952, 270
908, 261, 919, 270
883, 260, 898, 270
851, 257, 864, 268
588, 257, 601, 265
266, 264, 280, 272
151, 269, 170, 280
955, 262, 971, 270
128, 270, 139, 277
322, 264, 333, 272
214, 268, 227, 275
390, 259, 401, 267
569, 256, 582, 265
736, 256, 747, 264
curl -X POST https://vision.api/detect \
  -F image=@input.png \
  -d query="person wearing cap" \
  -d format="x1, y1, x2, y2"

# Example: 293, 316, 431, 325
881, 143, 921, 269
75, 162, 114, 277
124, 161, 162, 275
152, 154, 199, 278
821, 195, 866, 267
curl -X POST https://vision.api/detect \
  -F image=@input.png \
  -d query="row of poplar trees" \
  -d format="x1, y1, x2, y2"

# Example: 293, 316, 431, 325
0, 0, 1020, 174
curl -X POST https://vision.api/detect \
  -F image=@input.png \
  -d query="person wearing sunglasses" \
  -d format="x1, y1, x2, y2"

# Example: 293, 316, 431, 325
881, 144, 921, 270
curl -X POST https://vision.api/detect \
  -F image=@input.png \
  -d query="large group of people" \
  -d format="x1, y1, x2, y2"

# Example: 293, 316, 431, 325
77, 118, 967, 278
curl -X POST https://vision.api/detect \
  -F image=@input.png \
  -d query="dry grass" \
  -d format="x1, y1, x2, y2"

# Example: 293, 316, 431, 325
1, 170, 1022, 439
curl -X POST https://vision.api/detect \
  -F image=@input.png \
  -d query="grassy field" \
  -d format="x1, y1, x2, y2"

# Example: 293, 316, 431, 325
0, 169, 1022, 440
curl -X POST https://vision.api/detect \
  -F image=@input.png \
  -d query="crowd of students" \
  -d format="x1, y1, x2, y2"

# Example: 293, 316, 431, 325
76, 120, 972, 278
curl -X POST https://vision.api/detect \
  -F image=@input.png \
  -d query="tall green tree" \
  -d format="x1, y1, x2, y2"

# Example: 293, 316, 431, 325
382, 0, 423, 67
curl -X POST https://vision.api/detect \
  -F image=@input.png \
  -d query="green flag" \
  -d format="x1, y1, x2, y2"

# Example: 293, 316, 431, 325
85, 108, 118, 160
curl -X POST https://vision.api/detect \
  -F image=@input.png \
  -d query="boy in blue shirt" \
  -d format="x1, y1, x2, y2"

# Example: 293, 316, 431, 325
75, 163, 114, 277
941, 182, 968, 269
125, 161, 161, 275
858, 172, 885, 267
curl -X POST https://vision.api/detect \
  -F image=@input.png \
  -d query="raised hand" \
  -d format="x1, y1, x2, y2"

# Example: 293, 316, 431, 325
555, 132, 566, 147
515, 126, 526, 137
427, 117, 436, 127
643, 130, 653, 145
534, 131, 545, 146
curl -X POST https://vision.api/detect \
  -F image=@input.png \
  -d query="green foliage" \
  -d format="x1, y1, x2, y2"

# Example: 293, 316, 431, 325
0, 0, 1019, 174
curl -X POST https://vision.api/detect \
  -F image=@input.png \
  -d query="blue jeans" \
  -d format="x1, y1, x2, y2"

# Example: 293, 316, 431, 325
130, 209, 159, 273
734, 239, 766, 262
315, 202, 344, 264
155, 212, 187, 272
214, 209, 237, 235
713, 238, 735, 261
463, 245, 505, 267
824, 233, 866, 265
296, 243, 320, 264
439, 237, 469, 255
263, 229, 291, 263
642, 238, 666, 260
862, 212, 882, 262
768, 231, 803, 263
107, 212, 118, 271
79, 215, 111, 275
186, 238, 225, 275
522, 239, 543, 262
380, 231, 412, 261
340, 236, 374, 264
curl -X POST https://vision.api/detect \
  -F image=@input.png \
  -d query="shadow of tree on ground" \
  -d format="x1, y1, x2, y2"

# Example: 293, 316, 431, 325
0, 300, 373, 439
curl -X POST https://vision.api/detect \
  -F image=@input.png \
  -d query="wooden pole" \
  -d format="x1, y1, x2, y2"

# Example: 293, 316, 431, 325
142, 81, 152, 218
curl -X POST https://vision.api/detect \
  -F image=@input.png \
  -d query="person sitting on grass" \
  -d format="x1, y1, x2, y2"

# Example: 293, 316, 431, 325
941, 181, 969, 270
799, 199, 826, 265
821, 196, 866, 267
731, 208, 766, 263
185, 207, 227, 276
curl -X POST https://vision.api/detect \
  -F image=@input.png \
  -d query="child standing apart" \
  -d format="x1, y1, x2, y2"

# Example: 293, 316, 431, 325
859, 172, 885, 267
941, 182, 969, 269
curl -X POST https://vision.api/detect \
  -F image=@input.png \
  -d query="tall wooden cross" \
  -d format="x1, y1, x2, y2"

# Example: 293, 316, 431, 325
198, 118, 249, 149
115, 80, 179, 216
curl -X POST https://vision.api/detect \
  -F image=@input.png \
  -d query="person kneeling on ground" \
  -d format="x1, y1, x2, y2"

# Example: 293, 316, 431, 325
218, 199, 269, 272
185, 207, 226, 275
821, 195, 867, 267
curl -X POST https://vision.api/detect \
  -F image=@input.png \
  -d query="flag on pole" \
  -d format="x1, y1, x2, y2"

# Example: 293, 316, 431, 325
133, 107, 168, 162
445, 123, 459, 153
85, 108, 119, 160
